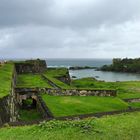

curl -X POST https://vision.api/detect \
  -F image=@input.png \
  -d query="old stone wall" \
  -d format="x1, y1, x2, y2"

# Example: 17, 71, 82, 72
57, 70, 71, 85
40, 88, 117, 97
37, 95, 53, 118
15, 59, 47, 74
0, 96, 10, 125
9, 66, 18, 122
16, 92, 53, 119
0, 66, 18, 126
123, 98, 140, 103
16, 88, 116, 97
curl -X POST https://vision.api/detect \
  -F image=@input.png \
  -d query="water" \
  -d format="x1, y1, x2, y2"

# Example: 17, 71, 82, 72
47, 58, 140, 82
69, 69, 140, 82
46, 58, 112, 68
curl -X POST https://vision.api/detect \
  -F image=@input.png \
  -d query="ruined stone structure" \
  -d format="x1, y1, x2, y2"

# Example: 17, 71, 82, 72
57, 70, 71, 85
15, 59, 47, 74
0, 59, 119, 126
15, 88, 117, 97
0, 66, 18, 125
16, 91, 53, 118
45, 89, 116, 96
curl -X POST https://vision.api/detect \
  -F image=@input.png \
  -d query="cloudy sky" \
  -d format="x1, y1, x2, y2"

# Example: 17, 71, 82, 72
0, 0, 140, 58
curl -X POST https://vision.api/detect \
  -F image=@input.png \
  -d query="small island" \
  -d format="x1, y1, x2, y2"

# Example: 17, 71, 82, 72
69, 66, 96, 70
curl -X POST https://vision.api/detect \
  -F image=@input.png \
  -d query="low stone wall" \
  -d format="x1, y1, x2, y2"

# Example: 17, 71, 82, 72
7, 107, 140, 127
15, 88, 117, 97
40, 88, 117, 97
37, 95, 53, 118
123, 98, 140, 103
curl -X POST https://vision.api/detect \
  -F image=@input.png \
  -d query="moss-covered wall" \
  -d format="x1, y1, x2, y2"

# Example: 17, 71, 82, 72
0, 66, 18, 126
0, 96, 10, 125
15, 59, 47, 74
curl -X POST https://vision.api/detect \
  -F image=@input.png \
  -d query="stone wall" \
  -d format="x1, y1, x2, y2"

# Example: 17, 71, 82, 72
9, 66, 18, 122
15, 88, 117, 97
0, 66, 18, 126
42, 89, 116, 96
37, 95, 53, 118
57, 70, 71, 85
0, 96, 10, 125
15, 59, 47, 74
123, 98, 140, 103
16, 92, 53, 119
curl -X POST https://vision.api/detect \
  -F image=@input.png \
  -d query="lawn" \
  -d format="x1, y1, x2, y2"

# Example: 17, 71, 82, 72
0, 63, 14, 98
17, 74, 52, 88
72, 78, 140, 99
0, 112, 140, 140
41, 95, 128, 117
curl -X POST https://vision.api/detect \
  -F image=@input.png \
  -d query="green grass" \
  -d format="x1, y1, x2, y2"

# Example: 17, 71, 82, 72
17, 74, 52, 88
44, 75, 71, 89
41, 95, 128, 117
0, 112, 140, 140
0, 63, 14, 98
44, 68, 71, 89
72, 78, 140, 99
19, 109, 42, 121
45, 68, 68, 77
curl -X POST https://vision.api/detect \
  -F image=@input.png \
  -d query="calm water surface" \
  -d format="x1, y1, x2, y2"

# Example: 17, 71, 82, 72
69, 69, 140, 82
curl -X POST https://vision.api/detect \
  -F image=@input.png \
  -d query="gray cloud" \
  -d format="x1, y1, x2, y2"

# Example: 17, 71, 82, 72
0, 0, 140, 58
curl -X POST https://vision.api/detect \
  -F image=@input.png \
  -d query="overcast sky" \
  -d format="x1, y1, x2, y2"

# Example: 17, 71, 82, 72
0, 0, 140, 58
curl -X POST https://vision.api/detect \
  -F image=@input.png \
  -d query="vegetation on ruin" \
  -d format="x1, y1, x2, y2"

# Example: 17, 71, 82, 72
0, 112, 140, 140
41, 95, 128, 117
100, 58, 140, 73
1, 60, 140, 140
17, 74, 52, 88
0, 63, 14, 98
43, 68, 71, 89
45, 68, 69, 77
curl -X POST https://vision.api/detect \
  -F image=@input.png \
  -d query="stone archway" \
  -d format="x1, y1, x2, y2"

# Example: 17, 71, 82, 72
21, 96, 37, 109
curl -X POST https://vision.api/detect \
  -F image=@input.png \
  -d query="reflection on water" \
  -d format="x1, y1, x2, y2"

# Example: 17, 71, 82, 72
69, 69, 140, 82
